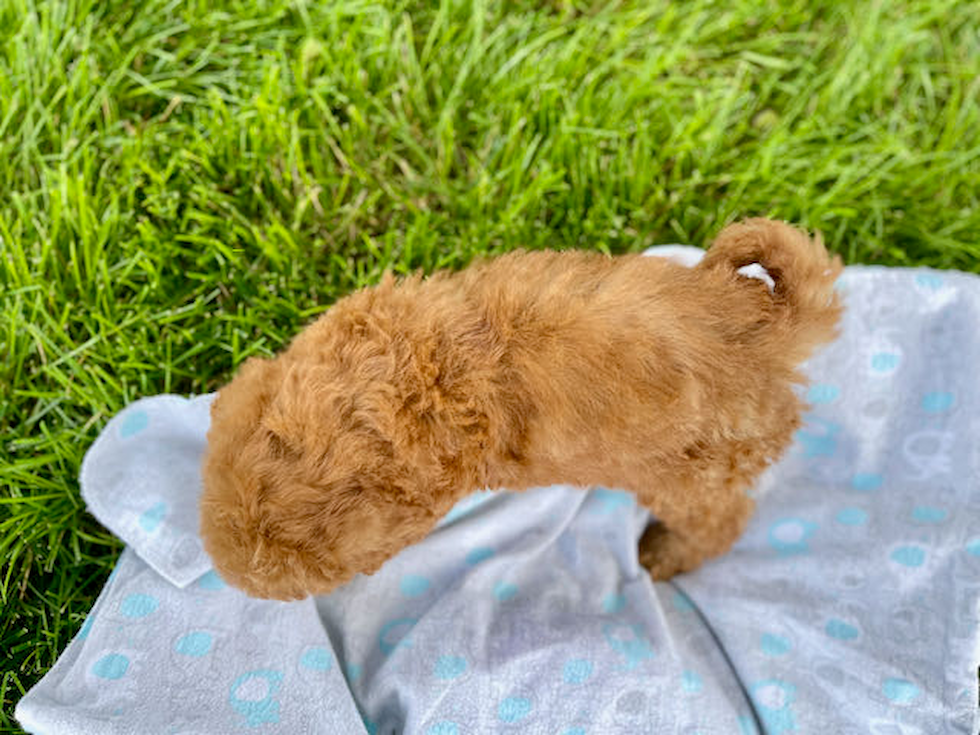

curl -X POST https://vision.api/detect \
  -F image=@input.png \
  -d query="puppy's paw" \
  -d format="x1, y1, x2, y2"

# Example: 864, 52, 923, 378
638, 523, 703, 581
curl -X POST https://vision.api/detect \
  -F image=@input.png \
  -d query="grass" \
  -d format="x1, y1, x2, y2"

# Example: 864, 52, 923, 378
1, 0, 978, 729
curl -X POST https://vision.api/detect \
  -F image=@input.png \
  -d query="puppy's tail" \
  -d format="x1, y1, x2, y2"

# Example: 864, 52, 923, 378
697, 218, 843, 361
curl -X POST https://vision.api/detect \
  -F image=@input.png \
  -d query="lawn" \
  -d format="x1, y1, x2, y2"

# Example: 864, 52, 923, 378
1, 0, 978, 729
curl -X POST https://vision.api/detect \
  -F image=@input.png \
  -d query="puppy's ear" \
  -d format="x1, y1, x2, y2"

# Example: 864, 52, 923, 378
699, 218, 842, 361
700, 218, 841, 302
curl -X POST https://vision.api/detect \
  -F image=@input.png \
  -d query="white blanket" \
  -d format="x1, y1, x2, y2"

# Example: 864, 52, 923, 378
17, 249, 980, 734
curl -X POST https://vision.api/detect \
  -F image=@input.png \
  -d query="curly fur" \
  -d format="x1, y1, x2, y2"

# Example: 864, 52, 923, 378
200, 218, 842, 600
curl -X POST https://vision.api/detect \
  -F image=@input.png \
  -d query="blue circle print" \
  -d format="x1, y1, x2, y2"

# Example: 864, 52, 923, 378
760, 633, 791, 656
591, 487, 633, 513
300, 646, 332, 671
119, 410, 149, 438
378, 617, 417, 655
870, 353, 899, 373
850, 473, 883, 492
466, 547, 495, 565
602, 622, 655, 670
138, 501, 167, 533
197, 570, 227, 590
563, 659, 593, 684
750, 679, 796, 734
883, 678, 919, 704
229, 669, 282, 727
835, 507, 867, 526
498, 696, 532, 723
120, 593, 159, 618
921, 391, 954, 413
737, 714, 757, 735
915, 272, 943, 290
427, 723, 459, 735
175, 631, 213, 657
92, 653, 130, 680
806, 384, 840, 404
602, 593, 626, 614
494, 581, 518, 601
434, 655, 467, 680
767, 518, 816, 555
794, 417, 840, 457
890, 545, 925, 567
825, 619, 858, 641
911, 506, 947, 523
671, 591, 695, 613
400, 575, 431, 597
682, 670, 703, 693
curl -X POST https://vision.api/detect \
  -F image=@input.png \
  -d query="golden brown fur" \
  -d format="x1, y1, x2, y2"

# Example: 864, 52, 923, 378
200, 218, 842, 600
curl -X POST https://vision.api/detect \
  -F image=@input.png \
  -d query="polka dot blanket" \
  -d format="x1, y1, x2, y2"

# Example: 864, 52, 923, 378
16, 248, 980, 735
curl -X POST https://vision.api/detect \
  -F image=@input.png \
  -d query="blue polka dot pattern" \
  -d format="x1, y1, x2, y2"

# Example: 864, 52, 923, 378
590, 488, 634, 513
498, 696, 532, 723
870, 353, 899, 373
78, 615, 94, 640
751, 680, 796, 734
760, 634, 790, 656
825, 619, 858, 641
682, 670, 702, 693
883, 677, 919, 704
602, 622, 655, 670
138, 501, 167, 533
767, 519, 817, 555
921, 391, 954, 413
494, 581, 518, 601
806, 384, 840, 404
434, 655, 466, 680
967, 539, 980, 557
426, 722, 459, 735
602, 593, 626, 614
120, 593, 159, 618
850, 473, 883, 492
671, 591, 695, 613
197, 570, 226, 590
229, 669, 282, 727
915, 272, 943, 290
890, 545, 925, 567
300, 647, 332, 671
562, 728, 586, 735
562, 659, 593, 684
400, 575, 431, 597
794, 417, 840, 457
466, 547, 495, 565
911, 506, 947, 523
92, 653, 130, 680
175, 631, 213, 657
835, 508, 867, 526
119, 410, 149, 438
379, 617, 417, 655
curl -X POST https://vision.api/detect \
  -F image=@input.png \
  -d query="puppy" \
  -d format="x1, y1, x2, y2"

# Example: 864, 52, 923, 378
200, 218, 841, 600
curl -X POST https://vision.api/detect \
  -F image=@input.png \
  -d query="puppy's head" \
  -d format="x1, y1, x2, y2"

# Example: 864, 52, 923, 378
199, 356, 439, 600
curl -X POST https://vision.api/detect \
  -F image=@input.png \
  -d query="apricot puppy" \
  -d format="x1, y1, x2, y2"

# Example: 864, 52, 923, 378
200, 218, 841, 600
